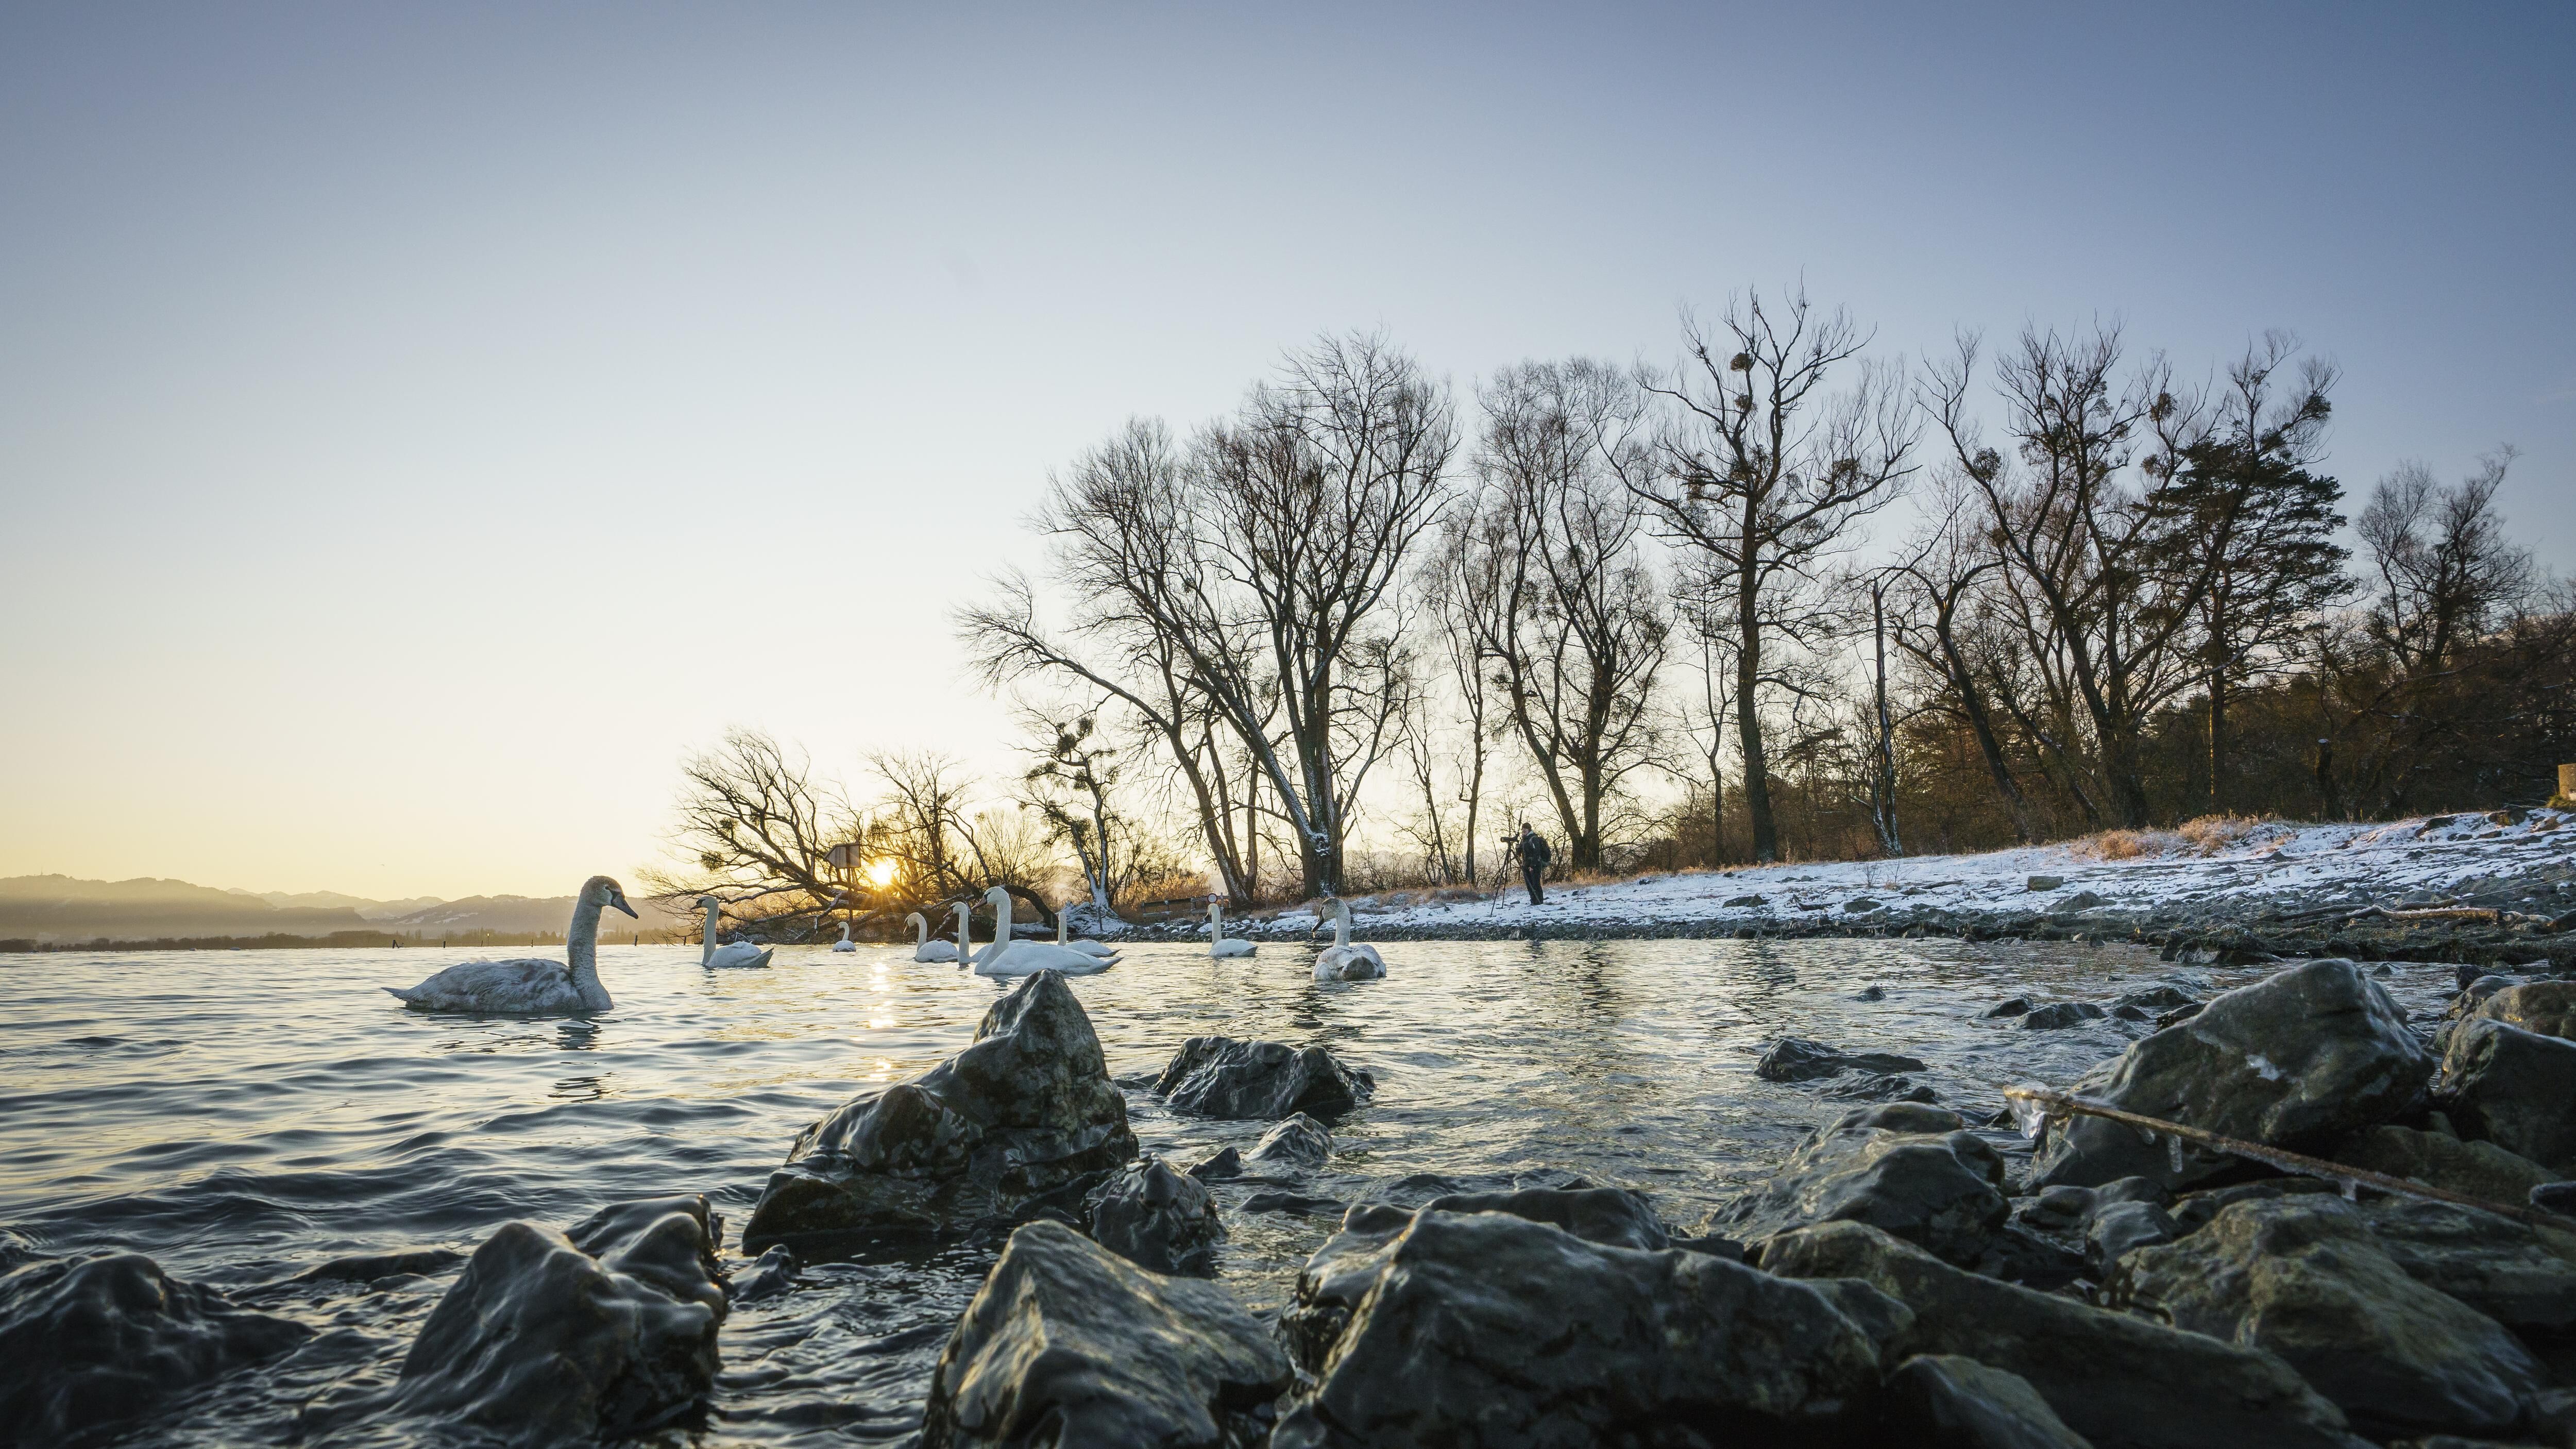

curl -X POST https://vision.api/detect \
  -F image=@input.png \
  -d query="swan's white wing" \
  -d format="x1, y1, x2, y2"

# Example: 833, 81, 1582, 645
1210, 938, 1257, 958
974, 942, 1113, 976
916, 941, 960, 963
386, 959, 581, 1014
705, 942, 773, 969
1068, 939, 1117, 959
831, 940, 858, 952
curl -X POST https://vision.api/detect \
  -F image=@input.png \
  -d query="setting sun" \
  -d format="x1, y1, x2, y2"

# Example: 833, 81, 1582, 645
865, 857, 899, 888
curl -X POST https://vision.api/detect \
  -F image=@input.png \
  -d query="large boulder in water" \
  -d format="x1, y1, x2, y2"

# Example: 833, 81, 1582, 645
389, 1193, 726, 1443
2103, 1195, 2543, 1441
1882, 1354, 2092, 1449
2459, 979, 2576, 1040
1246, 1112, 1333, 1170
2330, 1123, 2557, 1203
2437, 1017, 2576, 1170
2029, 959, 2431, 1191
1759, 1221, 2365, 1449
2357, 1197, 2576, 1333
919, 1220, 1290, 1449
743, 971, 1138, 1243
1153, 1036, 1373, 1120
1755, 1036, 1927, 1082
1273, 1208, 1882, 1447
1699, 1103, 2008, 1265
1084, 1157, 1225, 1276
0, 1252, 309, 1446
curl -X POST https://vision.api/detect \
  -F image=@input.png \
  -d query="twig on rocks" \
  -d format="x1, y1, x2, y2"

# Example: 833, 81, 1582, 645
2002, 1084, 2576, 1233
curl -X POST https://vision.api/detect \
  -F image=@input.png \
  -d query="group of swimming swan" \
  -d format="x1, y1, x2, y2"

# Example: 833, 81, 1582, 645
384, 876, 1387, 1015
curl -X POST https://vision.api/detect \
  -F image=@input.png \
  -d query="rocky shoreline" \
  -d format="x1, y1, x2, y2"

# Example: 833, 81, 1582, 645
13, 942, 2576, 1446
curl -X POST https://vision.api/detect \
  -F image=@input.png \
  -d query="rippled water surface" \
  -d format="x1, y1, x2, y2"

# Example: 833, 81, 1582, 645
0, 939, 2458, 1445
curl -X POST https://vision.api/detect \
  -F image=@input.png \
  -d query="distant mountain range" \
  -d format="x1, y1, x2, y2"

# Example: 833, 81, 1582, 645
0, 874, 686, 943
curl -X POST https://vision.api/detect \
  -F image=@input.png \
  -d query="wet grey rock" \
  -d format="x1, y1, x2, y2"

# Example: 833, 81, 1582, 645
1246, 1112, 1332, 1170
0, 1252, 310, 1446
2059, 891, 2105, 912
1183, 1145, 1242, 1181
743, 971, 1138, 1242
1984, 997, 2035, 1019
1846, 898, 1883, 913
1274, 1209, 1881, 1447
2015, 1185, 2095, 1234
290, 1247, 464, 1284
2114, 985, 2199, 1012
2460, 980, 2576, 1040
1821, 1072, 1938, 1103
1153, 1036, 1374, 1121
2536, 1181, 2576, 1213
1241, 1191, 1344, 1216
2026, 875, 2065, 891
2111, 1003, 2152, 1021
2031, 959, 2432, 1191
2154, 1000, 2206, 1027
727, 1245, 796, 1304
1853, 983, 1888, 1000
1756, 1036, 1929, 1082
391, 1194, 726, 1443
2438, 1018, 2576, 1170
2086, 1200, 2177, 1271
2016, 1002, 2108, 1030
2331, 1124, 2558, 1203
1761, 1221, 2365, 1449
2169, 1178, 2342, 1234
920, 1220, 1289, 1449
1383, 1183, 1671, 1252
1726, 894, 1769, 907
1084, 1157, 1224, 1276
2359, 1198, 2576, 1332
1883, 1354, 2091, 1449
2105, 1196, 2543, 1440
1701, 1103, 2008, 1265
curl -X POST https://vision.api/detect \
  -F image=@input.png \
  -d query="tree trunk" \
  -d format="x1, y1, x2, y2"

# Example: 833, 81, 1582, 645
1735, 572, 1777, 862
2206, 667, 2228, 816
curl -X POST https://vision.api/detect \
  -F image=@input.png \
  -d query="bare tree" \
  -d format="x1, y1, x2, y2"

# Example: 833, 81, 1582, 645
1884, 476, 2039, 841
642, 729, 856, 926
1423, 510, 1499, 885
1467, 359, 1671, 869
2359, 449, 2532, 680
866, 750, 1057, 926
1670, 586, 1737, 866
1630, 290, 1918, 861
1018, 711, 1128, 916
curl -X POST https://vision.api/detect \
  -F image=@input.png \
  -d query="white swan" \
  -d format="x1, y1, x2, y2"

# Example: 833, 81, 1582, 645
697, 896, 775, 970
831, 920, 858, 952
972, 886, 1114, 976
384, 875, 636, 1014
907, 910, 960, 963
1312, 899, 1385, 981
1208, 897, 1256, 958
1055, 909, 1118, 961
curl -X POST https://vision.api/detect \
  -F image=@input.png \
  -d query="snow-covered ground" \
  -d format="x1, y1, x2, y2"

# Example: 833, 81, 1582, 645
1213, 810, 2576, 938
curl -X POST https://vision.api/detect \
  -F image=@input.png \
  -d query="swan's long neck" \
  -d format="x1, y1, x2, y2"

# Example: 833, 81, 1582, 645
839, 921, 852, 943
1057, 913, 1069, 945
954, 907, 969, 956
566, 896, 609, 1009
1210, 901, 1224, 935
1333, 905, 1351, 948
701, 902, 719, 965
990, 893, 1013, 943
913, 914, 930, 948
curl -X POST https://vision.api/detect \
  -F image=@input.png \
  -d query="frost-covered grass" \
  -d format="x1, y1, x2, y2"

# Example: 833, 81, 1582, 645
1201, 808, 2576, 935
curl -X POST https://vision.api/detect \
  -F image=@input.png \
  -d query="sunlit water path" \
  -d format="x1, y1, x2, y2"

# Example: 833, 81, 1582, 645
0, 940, 2458, 1445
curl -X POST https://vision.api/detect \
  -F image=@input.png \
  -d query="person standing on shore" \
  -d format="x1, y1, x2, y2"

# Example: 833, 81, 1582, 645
1513, 823, 1552, 905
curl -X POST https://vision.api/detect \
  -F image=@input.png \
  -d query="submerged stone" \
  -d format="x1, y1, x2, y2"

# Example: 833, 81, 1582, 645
389, 1194, 726, 1443
743, 971, 1138, 1243
921, 1220, 1289, 1449
1702, 1103, 2007, 1265
0, 1252, 309, 1447
1246, 1112, 1333, 1170
1755, 1036, 1928, 1082
1153, 1036, 1374, 1121
1084, 1157, 1224, 1277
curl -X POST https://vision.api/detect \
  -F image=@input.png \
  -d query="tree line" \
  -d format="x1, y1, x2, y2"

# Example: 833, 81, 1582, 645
656, 288, 2570, 931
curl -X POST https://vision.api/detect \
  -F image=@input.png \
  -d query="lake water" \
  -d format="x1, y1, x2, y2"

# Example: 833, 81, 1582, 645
0, 939, 2459, 1446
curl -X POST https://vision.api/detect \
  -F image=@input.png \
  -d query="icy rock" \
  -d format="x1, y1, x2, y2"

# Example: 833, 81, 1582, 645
920, 1221, 1289, 1449
2030, 959, 2431, 1191
1274, 1209, 1880, 1447
2015, 1002, 2108, 1030
2105, 1196, 2543, 1441
1246, 1112, 1332, 1170
1153, 1036, 1374, 1121
391, 1194, 726, 1443
1760, 1221, 2365, 1449
1845, 898, 1882, 913
1699, 1103, 2008, 1265
1084, 1157, 1224, 1277
1883, 1354, 2092, 1449
0, 1252, 309, 1446
2026, 875, 2065, 891
1726, 894, 1770, 907
743, 971, 1136, 1243
1755, 1036, 1928, 1082
2437, 1018, 2576, 1170
2059, 890, 2105, 911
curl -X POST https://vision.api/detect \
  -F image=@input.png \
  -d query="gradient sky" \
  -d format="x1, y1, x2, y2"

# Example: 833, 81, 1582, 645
4, 3, 2570, 899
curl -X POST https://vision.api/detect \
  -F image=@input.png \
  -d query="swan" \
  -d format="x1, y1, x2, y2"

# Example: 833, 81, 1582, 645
1207, 897, 1256, 958
697, 896, 774, 970
1055, 909, 1117, 961
1311, 899, 1385, 981
831, 920, 858, 952
384, 875, 636, 1014
907, 911, 960, 963
972, 886, 1115, 976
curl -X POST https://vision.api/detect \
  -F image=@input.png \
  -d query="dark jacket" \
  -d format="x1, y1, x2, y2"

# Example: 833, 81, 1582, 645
1516, 832, 1552, 870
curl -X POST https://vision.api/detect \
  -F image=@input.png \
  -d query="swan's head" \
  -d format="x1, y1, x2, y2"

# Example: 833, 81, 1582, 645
906, 912, 927, 931
584, 875, 640, 918
694, 894, 721, 912
984, 885, 1011, 906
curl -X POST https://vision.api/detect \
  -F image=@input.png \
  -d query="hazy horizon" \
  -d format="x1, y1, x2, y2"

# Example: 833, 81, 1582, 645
6, 3, 2571, 899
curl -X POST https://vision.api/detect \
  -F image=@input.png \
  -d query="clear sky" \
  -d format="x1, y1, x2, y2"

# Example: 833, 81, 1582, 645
3, 3, 2569, 899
